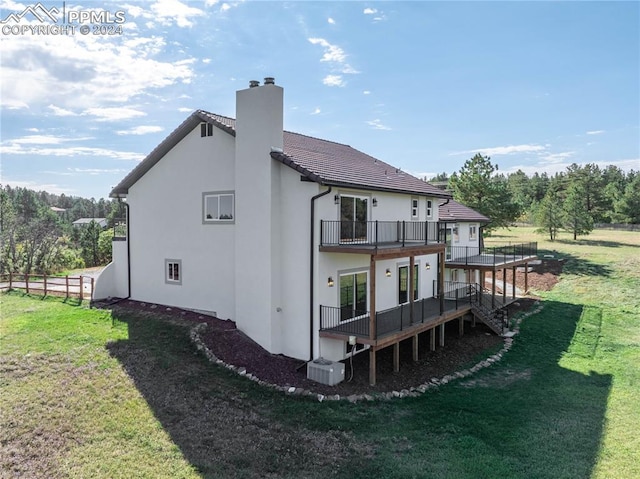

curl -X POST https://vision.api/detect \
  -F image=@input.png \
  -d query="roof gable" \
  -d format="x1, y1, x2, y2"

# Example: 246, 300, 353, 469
438, 200, 490, 223
110, 110, 450, 199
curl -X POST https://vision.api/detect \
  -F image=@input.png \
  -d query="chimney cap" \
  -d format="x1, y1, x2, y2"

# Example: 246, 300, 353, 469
249, 80, 260, 88
264, 77, 275, 85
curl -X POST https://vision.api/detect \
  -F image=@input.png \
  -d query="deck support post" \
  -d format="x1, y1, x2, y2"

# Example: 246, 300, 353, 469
459, 316, 464, 336
502, 268, 507, 304
512, 266, 517, 299
439, 251, 445, 314
430, 328, 436, 351
524, 263, 529, 293
491, 270, 496, 309
412, 334, 419, 361
439, 323, 445, 347
369, 348, 377, 386
409, 255, 415, 324
369, 256, 376, 341
393, 343, 400, 372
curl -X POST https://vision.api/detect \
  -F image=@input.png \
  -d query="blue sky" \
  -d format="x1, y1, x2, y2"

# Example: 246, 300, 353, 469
1, 0, 638, 199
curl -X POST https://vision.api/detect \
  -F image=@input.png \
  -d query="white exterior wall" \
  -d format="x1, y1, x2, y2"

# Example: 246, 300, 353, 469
314, 190, 442, 361
92, 240, 129, 300
126, 125, 236, 318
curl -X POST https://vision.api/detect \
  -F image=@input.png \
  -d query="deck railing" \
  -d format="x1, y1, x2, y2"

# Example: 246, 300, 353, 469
112, 217, 127, 240
320, 220, 441, 247
447, 242, 537, 265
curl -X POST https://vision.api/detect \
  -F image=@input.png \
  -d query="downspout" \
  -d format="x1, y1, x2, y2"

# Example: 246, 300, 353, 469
308, 185, 332, 362
124, 201, 131, 299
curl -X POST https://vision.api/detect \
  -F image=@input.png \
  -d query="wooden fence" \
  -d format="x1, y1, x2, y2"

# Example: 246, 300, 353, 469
0, 273, 94, 300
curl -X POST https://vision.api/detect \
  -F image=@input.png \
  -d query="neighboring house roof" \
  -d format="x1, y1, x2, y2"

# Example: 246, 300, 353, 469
73, 217, 107, 225
438, 200, 490, 223
110, 110, 450, 199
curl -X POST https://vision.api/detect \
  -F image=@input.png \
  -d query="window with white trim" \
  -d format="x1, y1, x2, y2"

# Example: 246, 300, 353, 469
426, 200, 433, 218
165, 259, 182, 285
469, 225, 477, 241
411, 198, 419, 219
203, 191, 235, 223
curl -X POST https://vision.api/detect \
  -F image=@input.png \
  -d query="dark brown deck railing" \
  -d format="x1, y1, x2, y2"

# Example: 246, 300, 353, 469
320, 220, 441, 247
447, 242, 537, 265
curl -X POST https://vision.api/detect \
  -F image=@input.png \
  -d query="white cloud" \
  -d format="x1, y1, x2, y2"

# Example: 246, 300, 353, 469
149, 0, 205, 27
363, 8, 378, 15
0, 24, 196, 112
327, 17, 335, 24
308, 37, 359, 77
539, 151, 575, 164
67, 168, 130, 175
220, 3, 231, 12
83, 107, 147, 122
586, 130, 605, 135
202, 58, 212, 64
8, 135, 90, 145
505, 158, 640, 177
311, 107, 321, 115
48, 105, 76, 117
451, 144, 546, 156
363, 90, 371, 95
366, 119, 391, 131
322, 75, 344, 87
116, 125, 164, 135
0, 140, 144, 161
178, 107, 193, 112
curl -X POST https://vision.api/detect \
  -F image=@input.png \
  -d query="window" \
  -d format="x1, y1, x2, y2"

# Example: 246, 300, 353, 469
411, 198, 419, 219
398, 264, 419, 304
339, 195, 368, 243
200, 123, 213, 137
165, 259, 182, 285
339, 271, 367, 321
203, 191, 235, 223
469, 225, 477, 241
453, 225, 460, 243
426, 200, 433, 218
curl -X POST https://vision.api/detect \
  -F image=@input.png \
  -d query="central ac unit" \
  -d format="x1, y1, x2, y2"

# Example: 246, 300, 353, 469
307, 358, 344, 386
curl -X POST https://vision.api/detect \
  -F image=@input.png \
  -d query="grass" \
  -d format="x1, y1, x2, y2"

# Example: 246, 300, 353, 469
1, 227, 639, 478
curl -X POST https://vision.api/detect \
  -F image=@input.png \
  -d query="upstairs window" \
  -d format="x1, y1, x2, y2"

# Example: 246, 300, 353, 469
426, 200, 433, 218
200, 123, 213, 137
165, 259, 182, 285
469, 225, 477, 241
453, 225, 460, 243
411, 198, 419, 219
203, 191, 235, 223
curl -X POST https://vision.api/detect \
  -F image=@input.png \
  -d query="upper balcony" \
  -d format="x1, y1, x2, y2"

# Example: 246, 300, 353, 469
446, 242, 538, 269
319, 220, 444, 256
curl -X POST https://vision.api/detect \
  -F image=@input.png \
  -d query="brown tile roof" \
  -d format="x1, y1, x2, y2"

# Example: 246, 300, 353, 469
438, 199, 490, 223
111, 110, 450, 199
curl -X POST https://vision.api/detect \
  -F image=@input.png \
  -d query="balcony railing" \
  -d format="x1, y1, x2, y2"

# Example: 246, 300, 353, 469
320, 220, 441, 247
447, 242, 537, 265
112, 217, 127, 240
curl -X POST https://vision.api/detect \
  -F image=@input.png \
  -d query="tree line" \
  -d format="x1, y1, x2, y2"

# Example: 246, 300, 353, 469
434, 155, 639, 240
0, 185, 125, 274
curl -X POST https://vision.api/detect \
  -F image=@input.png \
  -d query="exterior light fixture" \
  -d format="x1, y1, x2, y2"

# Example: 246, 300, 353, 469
425, 263, 431, 270
334, 194, 340, 204
327, 276, 334, 287
372, 198, 378, 207
385, 268, 391, 277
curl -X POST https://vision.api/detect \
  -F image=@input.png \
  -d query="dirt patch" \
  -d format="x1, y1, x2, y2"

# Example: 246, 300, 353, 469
494, 259, 564, 292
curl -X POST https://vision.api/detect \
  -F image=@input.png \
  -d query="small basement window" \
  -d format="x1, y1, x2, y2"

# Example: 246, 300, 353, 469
203, 191, 235, 223
165, 259, 182, 285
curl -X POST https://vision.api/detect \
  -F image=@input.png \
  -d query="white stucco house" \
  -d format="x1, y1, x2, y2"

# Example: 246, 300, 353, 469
94, 78, 536, 385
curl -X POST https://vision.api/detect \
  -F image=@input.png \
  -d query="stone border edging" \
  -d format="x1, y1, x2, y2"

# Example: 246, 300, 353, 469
190, 300, 543, 403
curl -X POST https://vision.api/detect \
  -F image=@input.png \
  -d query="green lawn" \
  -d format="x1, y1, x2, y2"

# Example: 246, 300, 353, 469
1, 227, 638, 478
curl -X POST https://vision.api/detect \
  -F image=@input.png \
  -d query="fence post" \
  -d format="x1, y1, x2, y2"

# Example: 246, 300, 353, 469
79, 276, 83, 301
43, 274, 47, 296
8, 272, 12, 289
65, 276, 69, 298
90, 277, 94, 300
25, 274, 29, 294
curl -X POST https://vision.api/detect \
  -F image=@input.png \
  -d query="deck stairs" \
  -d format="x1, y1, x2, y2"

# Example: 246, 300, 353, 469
470, 289, 509, 335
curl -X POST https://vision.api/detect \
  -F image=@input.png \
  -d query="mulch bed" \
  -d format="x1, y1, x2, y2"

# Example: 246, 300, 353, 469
102, 259, 561, 396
